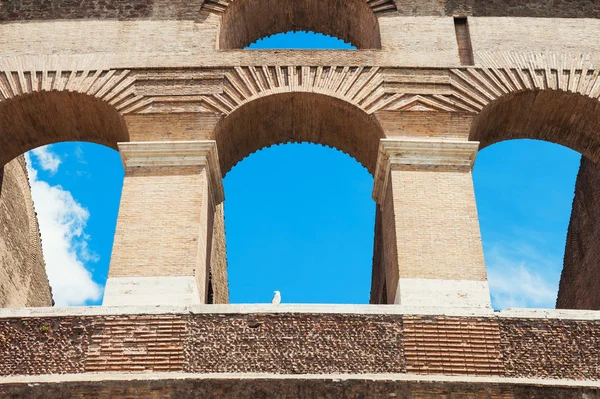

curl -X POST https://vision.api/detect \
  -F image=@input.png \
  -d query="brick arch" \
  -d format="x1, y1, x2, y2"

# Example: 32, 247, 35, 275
469, 90, 600, 161
214, 92, 385, 176
0, 91, 129, 166
217, 0, 383, 49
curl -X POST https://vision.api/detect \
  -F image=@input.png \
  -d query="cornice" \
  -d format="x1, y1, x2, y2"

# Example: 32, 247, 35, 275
118, 140, 225, 204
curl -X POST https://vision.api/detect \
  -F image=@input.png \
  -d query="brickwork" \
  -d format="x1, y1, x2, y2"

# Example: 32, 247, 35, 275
109, 166, 207, 278
404, 316, 503, 376
558, 157, 600, 310
2, 377, 600, 399
86, 315, 185, 372
389, 168, 485, 281
0, 311, 597, 382
499, 317, 600, 379
185, 314, 405, 374
4, 0, 600, 22
0, 157, 52, 308
0, 316, 91, 375
0, 0, 206, 22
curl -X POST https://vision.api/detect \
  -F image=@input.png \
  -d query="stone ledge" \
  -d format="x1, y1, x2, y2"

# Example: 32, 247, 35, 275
0, 372, 598, 399
1, 304, 600, 320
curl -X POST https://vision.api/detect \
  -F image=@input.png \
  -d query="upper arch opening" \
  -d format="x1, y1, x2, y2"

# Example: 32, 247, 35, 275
219, 0, 382, 50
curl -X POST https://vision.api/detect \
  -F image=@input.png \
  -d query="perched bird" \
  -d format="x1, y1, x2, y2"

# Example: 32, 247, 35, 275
272, 290, 281, 305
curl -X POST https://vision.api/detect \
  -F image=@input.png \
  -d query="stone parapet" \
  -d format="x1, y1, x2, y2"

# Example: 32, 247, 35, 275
0, 306, 599, 384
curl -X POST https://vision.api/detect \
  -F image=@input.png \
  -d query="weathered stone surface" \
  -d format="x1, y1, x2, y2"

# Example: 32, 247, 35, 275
185, 314, 406, 374
499, 317, 600, 379
0, 317, 91, 375
558, 157, 600, 310
1, 376, 599, 399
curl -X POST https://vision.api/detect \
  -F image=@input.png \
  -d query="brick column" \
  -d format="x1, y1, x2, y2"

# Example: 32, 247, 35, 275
103, 141, 224, 306
372, 138, 491, 308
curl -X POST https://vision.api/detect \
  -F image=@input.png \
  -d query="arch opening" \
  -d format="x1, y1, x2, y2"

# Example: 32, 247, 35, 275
470, 89, 600, 310
473, 139, 580, 310
24, 142, 124, 307
219, 0, 382, 50
224, 143, 375, 304
216, 92, 385, 176
0, 91, 127, 307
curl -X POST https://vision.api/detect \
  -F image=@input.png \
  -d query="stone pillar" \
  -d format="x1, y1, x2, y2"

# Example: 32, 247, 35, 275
372, 138, 491, 309
103, 141, 224, 306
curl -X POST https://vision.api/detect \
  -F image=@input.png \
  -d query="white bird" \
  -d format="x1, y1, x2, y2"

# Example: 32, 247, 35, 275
272, 290, 281, 305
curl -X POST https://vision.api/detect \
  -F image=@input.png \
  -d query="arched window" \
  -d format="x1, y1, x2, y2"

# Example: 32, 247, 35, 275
218, 0, 382, 49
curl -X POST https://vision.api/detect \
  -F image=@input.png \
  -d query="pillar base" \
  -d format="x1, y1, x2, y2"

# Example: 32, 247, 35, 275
395, 278, 492, 308
103, 276, 202, 306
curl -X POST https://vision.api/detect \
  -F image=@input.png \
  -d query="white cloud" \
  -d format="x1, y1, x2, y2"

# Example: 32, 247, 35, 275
25, 148, 102, 306
30, 146, 61, 175
485, 240, 559, 310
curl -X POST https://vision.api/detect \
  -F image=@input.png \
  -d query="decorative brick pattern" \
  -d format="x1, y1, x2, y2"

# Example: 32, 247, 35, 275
0, 317, 91, 375
185, 314, 406, 374
85, 315, 185, 372
499, 318, 600, 379
403, 316, 503, 376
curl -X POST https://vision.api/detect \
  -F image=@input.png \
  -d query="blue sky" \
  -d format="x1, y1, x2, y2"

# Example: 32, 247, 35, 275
24, 32, 581, 309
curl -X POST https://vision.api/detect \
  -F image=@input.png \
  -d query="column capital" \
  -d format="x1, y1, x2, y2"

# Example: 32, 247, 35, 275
118, 140, 224, 204
372, 138, 480, 205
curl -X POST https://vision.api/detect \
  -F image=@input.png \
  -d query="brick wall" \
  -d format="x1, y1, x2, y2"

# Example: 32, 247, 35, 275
558, 157, 600, 310
0, 311, 599, 381
0, 157, 52, 308
3, 0, 600, 21
0, 0, 206, 22
389, 168, 486, 281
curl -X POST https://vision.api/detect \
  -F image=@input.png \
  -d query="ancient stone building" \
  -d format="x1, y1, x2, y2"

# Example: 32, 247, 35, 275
1, 0, 600, 397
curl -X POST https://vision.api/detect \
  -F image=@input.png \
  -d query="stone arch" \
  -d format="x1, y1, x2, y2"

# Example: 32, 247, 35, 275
0, 90, 129, 166
214, 91, 385, 176
217, 0, 383, 49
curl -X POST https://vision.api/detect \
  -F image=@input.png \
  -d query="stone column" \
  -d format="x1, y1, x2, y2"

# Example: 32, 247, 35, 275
372, 138, 491, 309
103, 141, 224, 306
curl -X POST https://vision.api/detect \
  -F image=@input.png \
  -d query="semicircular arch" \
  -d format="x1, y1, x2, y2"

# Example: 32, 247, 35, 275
218, 0, 383, 50
215, 92, 385, 176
